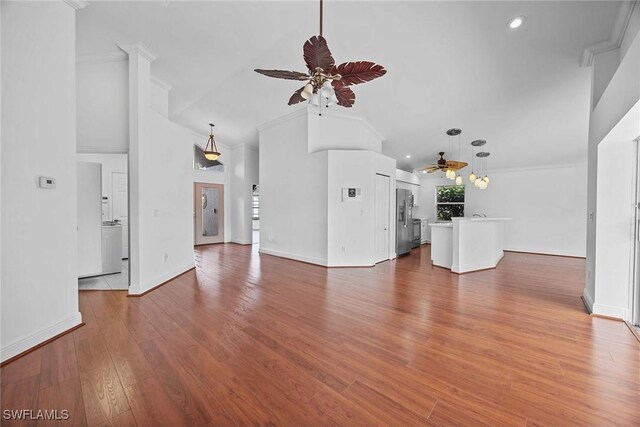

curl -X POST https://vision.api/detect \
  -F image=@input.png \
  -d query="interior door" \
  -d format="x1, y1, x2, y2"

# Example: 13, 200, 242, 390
195, 183, 224, 245
112, 172, 129, 259
374, 174, 390, 263
77, 162, 102, 277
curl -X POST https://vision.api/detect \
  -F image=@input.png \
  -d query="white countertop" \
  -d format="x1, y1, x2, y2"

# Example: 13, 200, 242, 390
429, 223, 453, 228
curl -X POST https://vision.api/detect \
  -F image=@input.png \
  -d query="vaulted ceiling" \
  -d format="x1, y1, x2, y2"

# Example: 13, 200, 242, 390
76, 1, 621, 171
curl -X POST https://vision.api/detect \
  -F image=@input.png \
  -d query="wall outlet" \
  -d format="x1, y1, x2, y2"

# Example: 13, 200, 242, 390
588, 212, 594, 222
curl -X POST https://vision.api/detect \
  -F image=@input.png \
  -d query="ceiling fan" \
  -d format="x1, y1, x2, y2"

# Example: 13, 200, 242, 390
254, 0, 386, 108
416, 152, 468, 174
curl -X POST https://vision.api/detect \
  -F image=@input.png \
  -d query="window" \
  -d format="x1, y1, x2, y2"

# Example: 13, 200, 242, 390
194, 144, 224, 172
435, 185, 465, 221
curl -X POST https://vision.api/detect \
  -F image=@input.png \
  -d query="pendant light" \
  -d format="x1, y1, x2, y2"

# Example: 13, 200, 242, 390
204, 123, 221, 161
445, 128, 461, 181
469, 139, 485, 183
476, 151, 490, 189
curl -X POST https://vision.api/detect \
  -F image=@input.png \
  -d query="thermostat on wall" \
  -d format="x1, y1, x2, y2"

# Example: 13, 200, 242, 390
38, 176, 56, 189
342, 187, 362, 202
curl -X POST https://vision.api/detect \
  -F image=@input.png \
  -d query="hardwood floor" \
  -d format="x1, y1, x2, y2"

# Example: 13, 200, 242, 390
2, 244, 639, 426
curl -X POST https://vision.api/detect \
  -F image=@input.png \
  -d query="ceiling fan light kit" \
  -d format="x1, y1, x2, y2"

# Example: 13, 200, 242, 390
254, 0, 386, 112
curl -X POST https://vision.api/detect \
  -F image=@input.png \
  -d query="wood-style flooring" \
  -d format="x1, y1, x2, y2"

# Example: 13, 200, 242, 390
2, 244, 639, 426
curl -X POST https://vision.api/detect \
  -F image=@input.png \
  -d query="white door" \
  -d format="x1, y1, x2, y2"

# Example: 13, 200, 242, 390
112, 172, 128, 259
77, 162, 102, 277
195, 183, 224, 245
374, 174, 390, 263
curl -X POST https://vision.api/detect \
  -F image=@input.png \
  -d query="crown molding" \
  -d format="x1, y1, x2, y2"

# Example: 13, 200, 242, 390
580, 1, 636, 67
256, 107, 307, 132
150, 75, 173, 91
117, 43, 158, 62
63, 0, 88, 11
77, 50, 127, 65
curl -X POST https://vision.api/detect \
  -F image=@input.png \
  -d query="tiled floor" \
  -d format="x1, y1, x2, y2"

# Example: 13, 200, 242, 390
78, 259, 129, 290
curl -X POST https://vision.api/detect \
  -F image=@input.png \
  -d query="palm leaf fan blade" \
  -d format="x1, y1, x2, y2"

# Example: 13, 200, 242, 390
288, 87, 306, 105
254, 69, 310, 81
331, 83, 356, 107
303, 35, 335, 72
332, 61, 386, 85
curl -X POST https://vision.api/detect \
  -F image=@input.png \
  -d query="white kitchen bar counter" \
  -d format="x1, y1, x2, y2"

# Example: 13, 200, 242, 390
429, 218, 511, 273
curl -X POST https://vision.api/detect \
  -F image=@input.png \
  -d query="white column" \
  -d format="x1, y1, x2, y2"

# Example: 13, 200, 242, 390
118, 43, 157, 295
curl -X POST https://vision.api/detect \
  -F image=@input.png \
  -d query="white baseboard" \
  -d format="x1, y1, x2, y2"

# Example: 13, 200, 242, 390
505, 247, 586, 258
231, 239, 252, 245
129, 261, 195, 295
1, 312, 83, 363
592, 302, 628, 320
582, 287, 594, 313
259, 247, 327, 266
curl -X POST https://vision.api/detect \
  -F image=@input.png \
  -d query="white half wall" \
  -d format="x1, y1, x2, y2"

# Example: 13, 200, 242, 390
415, 164, 588, 257
1, 1, 82, 362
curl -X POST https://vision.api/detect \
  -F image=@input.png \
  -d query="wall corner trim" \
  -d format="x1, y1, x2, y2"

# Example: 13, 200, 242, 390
1, 312, 83, 363
580, 1, 636, 67
63, 0, 88, 10
582, 287, 595, 313
256, 107, 307, 132
150, 75, 173, 91
117, 42, 158, 62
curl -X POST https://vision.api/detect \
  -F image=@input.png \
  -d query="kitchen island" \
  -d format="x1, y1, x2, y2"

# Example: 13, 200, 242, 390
429, 217, 511, 273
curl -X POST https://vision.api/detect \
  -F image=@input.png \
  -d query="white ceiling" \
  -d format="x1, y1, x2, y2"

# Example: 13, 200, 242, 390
76, 1, 621, 171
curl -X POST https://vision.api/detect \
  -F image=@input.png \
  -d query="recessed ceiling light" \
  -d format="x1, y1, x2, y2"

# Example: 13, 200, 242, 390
405, 154, 411, 159
507, 16, 526, 30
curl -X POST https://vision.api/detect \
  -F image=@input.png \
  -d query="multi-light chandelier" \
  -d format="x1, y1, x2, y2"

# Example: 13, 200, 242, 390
469, 139, 490, 190
440, 129, 491, 190
444, 128, 463, 185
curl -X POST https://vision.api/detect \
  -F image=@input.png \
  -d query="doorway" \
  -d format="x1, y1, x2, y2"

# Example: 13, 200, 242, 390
76, 153, 130, 290
195, 182, 225, 245
374, 174, 391, 263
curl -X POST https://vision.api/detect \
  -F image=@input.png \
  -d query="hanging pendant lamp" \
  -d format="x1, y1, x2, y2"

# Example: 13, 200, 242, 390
204, 123, 221, 161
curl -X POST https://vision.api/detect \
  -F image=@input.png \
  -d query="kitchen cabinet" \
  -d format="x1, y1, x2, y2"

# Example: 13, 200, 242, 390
420, 218, 429, 243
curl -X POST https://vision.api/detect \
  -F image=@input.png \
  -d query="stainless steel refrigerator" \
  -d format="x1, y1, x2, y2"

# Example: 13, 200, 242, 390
396, 189, 414, 256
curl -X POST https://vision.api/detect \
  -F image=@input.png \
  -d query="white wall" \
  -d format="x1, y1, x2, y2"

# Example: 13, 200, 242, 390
308, 107, 384, 154
594, 127, 638, 319
77, 58, 129, 153
260, 112, 329, 265
326, 150, 396, 266
415, 164, 588, 257
76, 153, 127, 220
135, 111, 195, 292
586, 31, 640, 313
1, 1, 82, 362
